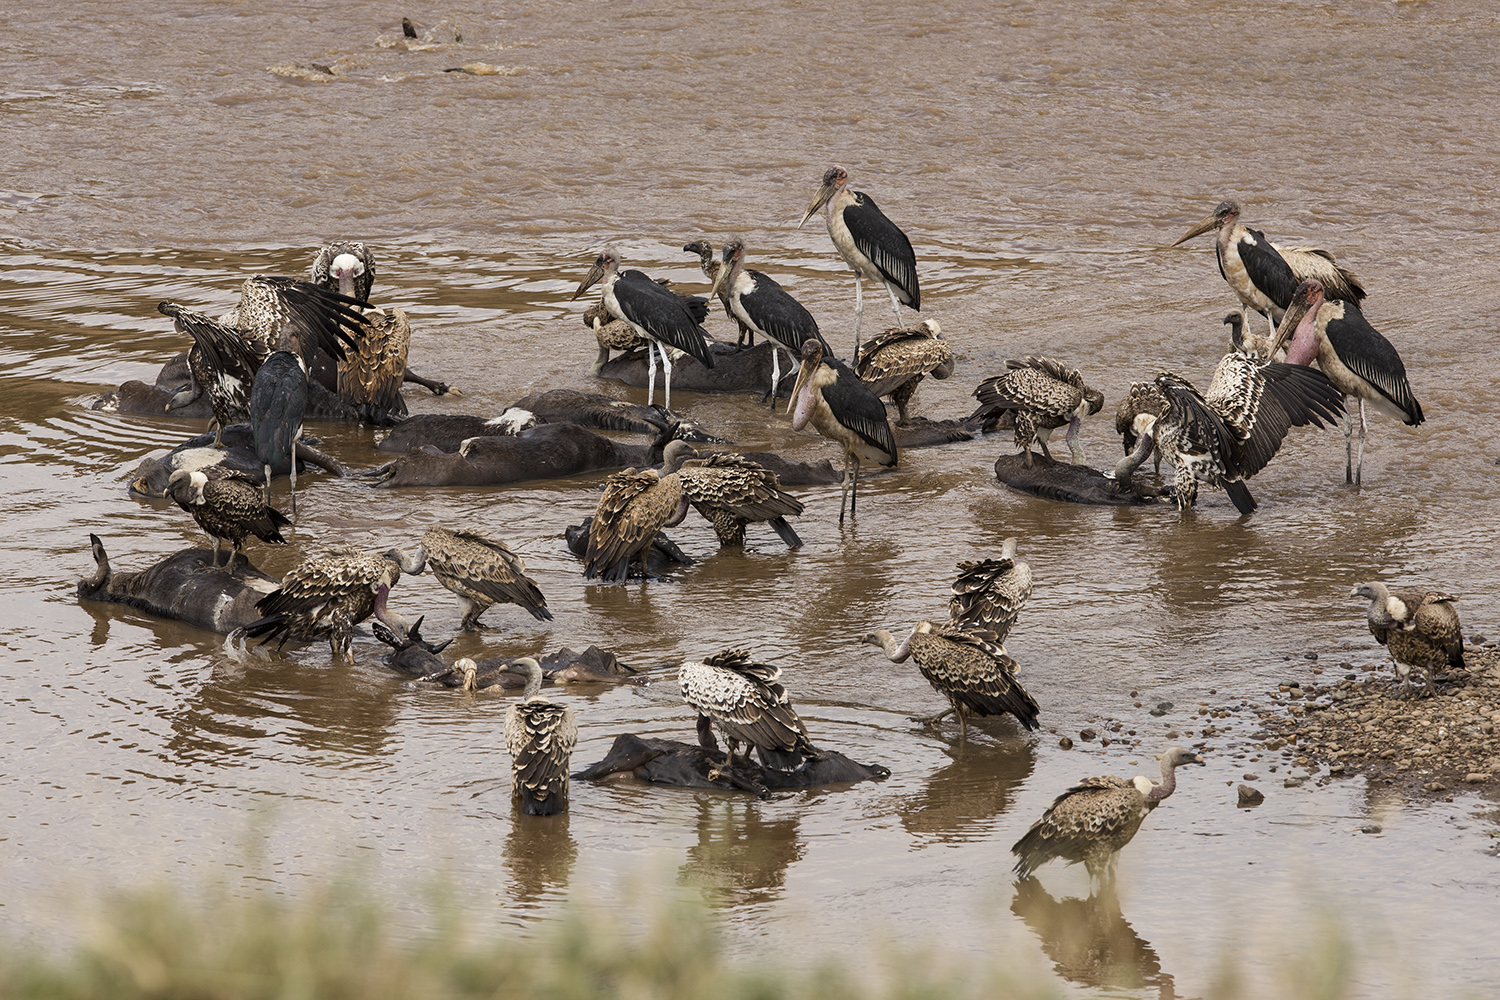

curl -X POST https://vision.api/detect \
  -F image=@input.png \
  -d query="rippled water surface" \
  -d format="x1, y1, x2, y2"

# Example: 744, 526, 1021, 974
3, 1, 1500, 996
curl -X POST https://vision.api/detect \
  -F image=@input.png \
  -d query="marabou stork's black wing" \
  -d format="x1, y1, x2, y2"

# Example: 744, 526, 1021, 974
845, 191, 919, 309
249, 351, 309, 469
614, 269, 715, 367
1232, 226, 1299, 311
825, 357, 899, 466
1320, 302, 1423, 425
236, 276, 368, 365
741, 269, 830, 353
309, 241, 376, 304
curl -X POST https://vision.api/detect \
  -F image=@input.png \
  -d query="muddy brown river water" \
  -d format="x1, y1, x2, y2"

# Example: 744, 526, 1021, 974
3, 2, 1499, 996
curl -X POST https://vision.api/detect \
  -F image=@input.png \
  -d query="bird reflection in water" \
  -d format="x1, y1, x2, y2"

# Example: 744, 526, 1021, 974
502, 811, 577, 910
898, 739, 1034, 844
1011, 878, 1185, 1000
677, 798, 802, 909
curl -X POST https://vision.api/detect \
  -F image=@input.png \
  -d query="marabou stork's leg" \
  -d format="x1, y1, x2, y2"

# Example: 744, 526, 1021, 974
658, 342, 674, 412
882, 279, 904, 329
1350, 407, 1362, 485
645, 341, 658, 408
1354, 398, 1368, 488
853, 271, 865, 353
765, 346, 781, 408
838, 454, 854, 525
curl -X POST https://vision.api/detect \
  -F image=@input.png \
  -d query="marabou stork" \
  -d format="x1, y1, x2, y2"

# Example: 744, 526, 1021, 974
855, 320, 954, 423
1011, 748, 1206, 892
249, 350, 310, 518
948, 537, 1031, 644
502, 656, 578, 816
971, 357, 1105, 467
709, 237, 830, 405
571, 249, 715, 410
241, 544, 426, 659
1350, 582, 1464, 698
166, 468, 291, 573
679, 647, 820, 774
786, 339, 898, 524
1172, 200, 1366, 339
797, 166, 920, 352
421, 525, 552, 631
1270, 279, 1423, 486
683, 240, 755, 348
862, 622, 1040, 737
1114, 353, 1345, 515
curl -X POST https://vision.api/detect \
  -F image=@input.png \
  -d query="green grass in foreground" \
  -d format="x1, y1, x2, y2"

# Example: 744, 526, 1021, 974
0, 878, 1432, 1000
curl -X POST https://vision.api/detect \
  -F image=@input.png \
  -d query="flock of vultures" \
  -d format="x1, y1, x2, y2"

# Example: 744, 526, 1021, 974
78, 168, 1459, 892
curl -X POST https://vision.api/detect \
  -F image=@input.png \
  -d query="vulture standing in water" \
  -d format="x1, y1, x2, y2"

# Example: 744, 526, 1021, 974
1350, 582, 1464, 698
499, 656, 578, 816
971, 357, 1104, 467
947, 536, 1032, 644
1113, 352, 1344, 515
863, 621, 1040, 737
854, 320, 954, 423
421, 525, 552, 631
166, 468, 290, 573
679, 647, 821, 774
241, 545, 425, 659
1172, 199, 1365, 339
1011, 748, 1206, 892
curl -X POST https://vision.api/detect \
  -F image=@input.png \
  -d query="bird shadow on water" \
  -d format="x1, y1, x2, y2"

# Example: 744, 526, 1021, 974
1011, 877, 1191, 1000
897, 734, 1036, 845
501, 811, 578, 912
677, 796, 803, 912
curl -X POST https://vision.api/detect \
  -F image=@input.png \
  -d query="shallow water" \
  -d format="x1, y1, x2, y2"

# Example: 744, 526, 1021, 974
3, 1, 1499, 996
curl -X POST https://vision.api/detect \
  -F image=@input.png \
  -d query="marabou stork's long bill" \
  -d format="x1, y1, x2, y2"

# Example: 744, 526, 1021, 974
709, 237, 830, 406
786, 338, 897, 525
1270, 280, 1423, 486
797, 166, 919, 352
571, 249, 714, 410
1114, 351, 1345, 515
1172, 200, 1365, 338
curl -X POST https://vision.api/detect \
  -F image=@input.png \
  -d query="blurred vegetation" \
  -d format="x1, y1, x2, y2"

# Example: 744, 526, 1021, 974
0, 876, 1456, 1000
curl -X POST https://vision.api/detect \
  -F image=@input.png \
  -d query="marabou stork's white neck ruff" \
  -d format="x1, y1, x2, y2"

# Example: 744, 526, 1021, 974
797, 166, 920, 353
709, 237, 827, 406
571, 248, 715, 411
1271, 279, 1423, 486
787, 338, 898, 525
